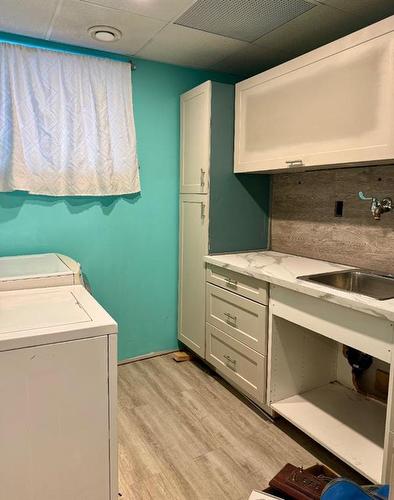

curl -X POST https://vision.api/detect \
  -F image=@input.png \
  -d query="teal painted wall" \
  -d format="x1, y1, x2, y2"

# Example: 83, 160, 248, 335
0, 33, 241, 360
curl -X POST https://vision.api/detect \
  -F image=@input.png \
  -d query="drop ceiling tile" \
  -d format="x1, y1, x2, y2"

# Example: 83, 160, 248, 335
136, 24, 248, 69
318, 0, 394, 23
0, 0, 59, 38
79, 0, 197, 22
253, 4, 367, 60
48, 0, 165, 54
210, 44, 288, 76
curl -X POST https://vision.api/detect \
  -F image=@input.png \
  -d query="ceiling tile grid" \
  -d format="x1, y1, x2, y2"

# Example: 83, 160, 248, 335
136, 23, 248, 68
0, 0, 393, 75
47, 0, 166, 54
318, 0, 394, 23
79, 0, 197, 22
209, 44, 290, 75
250, 4, 368, 62
0, 0, 60, 38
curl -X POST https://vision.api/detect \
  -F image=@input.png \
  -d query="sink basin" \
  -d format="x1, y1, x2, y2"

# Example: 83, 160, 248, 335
298, 269, 394, 300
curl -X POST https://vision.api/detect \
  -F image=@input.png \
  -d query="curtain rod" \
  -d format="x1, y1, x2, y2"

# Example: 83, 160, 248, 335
0, 31, 135, 69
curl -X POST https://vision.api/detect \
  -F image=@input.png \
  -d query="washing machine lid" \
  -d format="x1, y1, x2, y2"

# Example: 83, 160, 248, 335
0, 254, 79, 290
0, 289, 90, 335
0, 285, 117, 351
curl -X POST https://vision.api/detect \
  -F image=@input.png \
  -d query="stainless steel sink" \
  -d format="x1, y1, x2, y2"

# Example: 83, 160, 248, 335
298, 269, 394, 300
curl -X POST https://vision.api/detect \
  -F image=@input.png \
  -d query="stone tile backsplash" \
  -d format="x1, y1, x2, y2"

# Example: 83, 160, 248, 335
271, 165, 394, 274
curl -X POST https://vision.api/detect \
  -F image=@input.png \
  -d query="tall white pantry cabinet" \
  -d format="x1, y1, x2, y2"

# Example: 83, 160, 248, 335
178, 81, 269, 357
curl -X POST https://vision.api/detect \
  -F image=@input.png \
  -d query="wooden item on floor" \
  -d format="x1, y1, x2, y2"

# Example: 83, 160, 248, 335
305, 464, 338, 480
269, 463, 331, 500
173, 351, 192, 362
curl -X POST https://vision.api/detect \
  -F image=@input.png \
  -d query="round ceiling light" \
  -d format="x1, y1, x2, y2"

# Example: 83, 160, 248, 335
88, 26, 122, 42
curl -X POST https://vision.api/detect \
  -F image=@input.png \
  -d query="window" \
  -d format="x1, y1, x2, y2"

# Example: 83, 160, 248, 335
0, 42, 140, 196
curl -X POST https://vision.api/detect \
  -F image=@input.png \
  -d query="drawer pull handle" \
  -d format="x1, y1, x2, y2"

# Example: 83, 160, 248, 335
225, 277, 238, 288
224, 354, 236, 369
200, 202, 206, 219
224, 312, 237, 325
285, 159, 303, 167
200, 168, 206, 188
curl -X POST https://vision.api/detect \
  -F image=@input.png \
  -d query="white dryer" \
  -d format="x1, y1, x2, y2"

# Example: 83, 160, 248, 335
0, 253, 83, 290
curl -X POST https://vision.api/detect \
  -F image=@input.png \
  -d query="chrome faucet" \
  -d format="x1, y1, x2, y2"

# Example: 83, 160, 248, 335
358, 191, 392, 220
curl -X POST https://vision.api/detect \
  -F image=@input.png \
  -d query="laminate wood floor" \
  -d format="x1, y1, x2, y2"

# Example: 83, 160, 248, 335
118, 354, 361, 500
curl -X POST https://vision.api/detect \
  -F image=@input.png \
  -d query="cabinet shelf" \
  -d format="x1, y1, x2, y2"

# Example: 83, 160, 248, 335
271, 382, 386, 482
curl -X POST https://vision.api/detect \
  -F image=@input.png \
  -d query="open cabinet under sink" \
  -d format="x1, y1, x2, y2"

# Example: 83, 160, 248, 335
268, 285, 394, 483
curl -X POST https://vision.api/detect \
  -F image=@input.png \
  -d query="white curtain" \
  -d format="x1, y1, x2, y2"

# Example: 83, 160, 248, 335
0, 43, 140, 196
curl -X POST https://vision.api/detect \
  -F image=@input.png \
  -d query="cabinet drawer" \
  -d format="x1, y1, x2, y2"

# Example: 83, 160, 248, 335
206, 323, 266, 404
206, 265, 268, 305
206, 283, 267, 354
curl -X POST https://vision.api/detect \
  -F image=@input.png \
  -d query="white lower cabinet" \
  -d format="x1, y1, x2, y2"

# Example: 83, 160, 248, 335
203, 263, 394, 484
205, 265, 268, 407
178, 194, 208, 357
0, 336, 114, 500
206, 323, 266, 405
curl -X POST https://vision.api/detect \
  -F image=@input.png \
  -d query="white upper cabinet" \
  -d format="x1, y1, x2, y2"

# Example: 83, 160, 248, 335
180, 81, 211, 193
234, 17, 394, 173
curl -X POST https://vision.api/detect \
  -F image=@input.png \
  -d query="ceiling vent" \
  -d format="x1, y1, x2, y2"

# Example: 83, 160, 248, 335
88, 26, 122, 42
174, 0, 316, 43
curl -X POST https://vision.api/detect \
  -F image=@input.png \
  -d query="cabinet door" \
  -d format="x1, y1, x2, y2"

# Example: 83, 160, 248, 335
180, 81, 211, 194
235, 30, 394, 173
0, 337, 110, 500
178, 194, 209, 357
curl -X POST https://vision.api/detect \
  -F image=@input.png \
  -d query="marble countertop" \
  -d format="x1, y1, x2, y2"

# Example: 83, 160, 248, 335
204, 251, 394, 322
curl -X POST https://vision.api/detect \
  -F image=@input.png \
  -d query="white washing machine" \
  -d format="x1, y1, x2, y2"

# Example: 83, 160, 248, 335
0, 256, 118, 500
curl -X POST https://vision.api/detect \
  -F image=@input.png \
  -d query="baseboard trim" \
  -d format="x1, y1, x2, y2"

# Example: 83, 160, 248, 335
118, 349, 179, 366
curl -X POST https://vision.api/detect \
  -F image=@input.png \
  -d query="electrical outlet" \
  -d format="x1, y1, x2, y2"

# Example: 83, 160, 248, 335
335, 200, 344, 217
